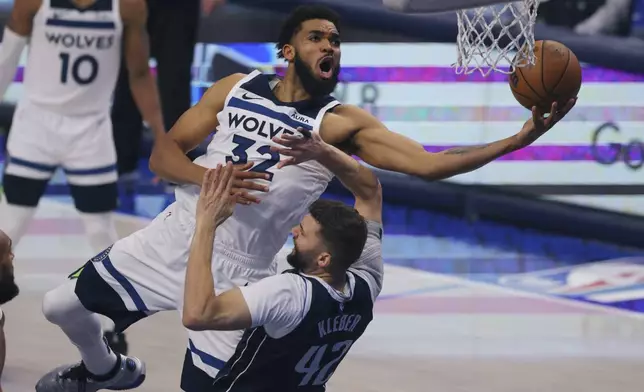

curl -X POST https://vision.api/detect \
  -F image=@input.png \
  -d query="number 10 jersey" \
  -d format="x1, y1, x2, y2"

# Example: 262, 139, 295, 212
22, 0, 123, 116
175, 70, 341, 266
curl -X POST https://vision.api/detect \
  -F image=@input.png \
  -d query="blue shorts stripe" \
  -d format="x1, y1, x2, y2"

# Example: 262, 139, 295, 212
101, 256, 149, 312
8, 156, 57, 172
64, 164, 117, 175
188, 339, 226, 370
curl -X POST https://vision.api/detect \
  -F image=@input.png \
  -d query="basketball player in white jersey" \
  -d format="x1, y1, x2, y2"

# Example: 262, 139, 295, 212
0, 0, 165, 256
36, 4, 577, 391
181, 132, 382, 392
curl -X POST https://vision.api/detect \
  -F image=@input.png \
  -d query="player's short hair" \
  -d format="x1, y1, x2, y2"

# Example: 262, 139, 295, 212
276, 5, 341, 59
308, 199, 367, 270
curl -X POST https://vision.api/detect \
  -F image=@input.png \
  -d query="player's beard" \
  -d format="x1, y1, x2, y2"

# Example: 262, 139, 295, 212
294, 53, 340, 97
0, 264, 19, 305
286, 246, 309, 272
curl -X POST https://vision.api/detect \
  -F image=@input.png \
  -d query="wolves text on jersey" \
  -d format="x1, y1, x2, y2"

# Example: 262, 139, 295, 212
45, 32, 116, 51
228, 112, 297, 141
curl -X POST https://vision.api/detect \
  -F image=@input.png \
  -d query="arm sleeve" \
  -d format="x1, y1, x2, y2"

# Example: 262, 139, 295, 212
0, 27, 27, 99
239, 273, 311, 339
349, 220, 383, 302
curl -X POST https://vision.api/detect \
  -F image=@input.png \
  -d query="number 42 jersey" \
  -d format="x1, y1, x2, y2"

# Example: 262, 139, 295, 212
175, 70, 341, 264
22, 0, 123, 116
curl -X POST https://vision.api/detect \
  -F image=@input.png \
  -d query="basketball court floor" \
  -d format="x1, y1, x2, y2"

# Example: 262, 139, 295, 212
3, 199, 644, 391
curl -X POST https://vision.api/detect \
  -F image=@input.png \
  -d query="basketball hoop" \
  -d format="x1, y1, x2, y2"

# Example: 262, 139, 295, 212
455, 0, 540, 76
383, 0, 541, 76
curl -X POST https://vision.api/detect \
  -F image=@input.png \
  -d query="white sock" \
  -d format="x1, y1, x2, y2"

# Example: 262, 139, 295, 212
0, 201, 37, 247
78, 211, 118, 254
42, 280, 118, 375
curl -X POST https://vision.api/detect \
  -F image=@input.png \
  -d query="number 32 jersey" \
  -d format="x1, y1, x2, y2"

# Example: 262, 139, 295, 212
175, 71, 341, 265
22, 0, 123, 116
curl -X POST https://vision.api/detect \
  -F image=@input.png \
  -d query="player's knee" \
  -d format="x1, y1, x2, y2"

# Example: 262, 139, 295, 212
69, 182, 118, 213
42, 281, 87, 326
2, 174, 49, 207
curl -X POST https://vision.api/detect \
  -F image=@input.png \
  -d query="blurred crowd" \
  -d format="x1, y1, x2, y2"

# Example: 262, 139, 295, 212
538, 0, 644, 39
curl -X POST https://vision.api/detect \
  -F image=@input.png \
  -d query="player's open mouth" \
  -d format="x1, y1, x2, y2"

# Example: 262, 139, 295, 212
318, 57, 334, 79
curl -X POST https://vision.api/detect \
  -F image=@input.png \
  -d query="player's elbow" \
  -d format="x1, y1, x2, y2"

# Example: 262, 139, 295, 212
148, 134, 174, 175
408, 153, 453, 181
181, 311, 209, 331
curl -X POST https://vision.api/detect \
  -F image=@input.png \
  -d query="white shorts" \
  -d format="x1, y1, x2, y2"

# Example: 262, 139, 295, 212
4, 100, 117, 186
72, 202, 277, 380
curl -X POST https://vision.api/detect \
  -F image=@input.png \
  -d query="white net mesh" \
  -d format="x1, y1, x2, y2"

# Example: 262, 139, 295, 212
454, 0, 540, 76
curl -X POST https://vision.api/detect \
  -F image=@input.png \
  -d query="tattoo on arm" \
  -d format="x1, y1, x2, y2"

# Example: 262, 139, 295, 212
443, 144, 491, 155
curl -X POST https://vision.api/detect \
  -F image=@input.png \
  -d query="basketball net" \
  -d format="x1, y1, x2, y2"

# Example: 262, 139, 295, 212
454, 0, 540, 76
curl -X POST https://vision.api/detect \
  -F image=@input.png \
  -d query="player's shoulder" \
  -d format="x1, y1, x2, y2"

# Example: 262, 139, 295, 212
244, 271, 308, 301
320, 104, 379, 145
197, 73, 248, 107
324, 104, 381, 131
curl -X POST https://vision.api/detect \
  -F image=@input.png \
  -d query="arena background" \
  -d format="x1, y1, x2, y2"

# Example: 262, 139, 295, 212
1, 2, 644, 389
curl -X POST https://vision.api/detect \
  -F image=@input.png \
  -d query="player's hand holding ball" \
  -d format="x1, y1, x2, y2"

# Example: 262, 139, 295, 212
271, 128, 332, 168
197, 163, 241, 229
509, 40, 581, 149
515, 98, 577, 148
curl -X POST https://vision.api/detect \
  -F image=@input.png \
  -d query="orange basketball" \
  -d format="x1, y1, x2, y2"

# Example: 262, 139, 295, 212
509, 40, 582, 113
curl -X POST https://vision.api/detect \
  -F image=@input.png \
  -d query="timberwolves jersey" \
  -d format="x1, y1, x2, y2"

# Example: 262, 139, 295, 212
22, 0, 123, 115
212, 271, 374, 392
175, 70, 340, 264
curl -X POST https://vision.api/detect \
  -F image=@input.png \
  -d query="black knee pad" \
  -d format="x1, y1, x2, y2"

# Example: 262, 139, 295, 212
69, 182, 118, 213
74, 261, 148, 333
2, 174, 49, 207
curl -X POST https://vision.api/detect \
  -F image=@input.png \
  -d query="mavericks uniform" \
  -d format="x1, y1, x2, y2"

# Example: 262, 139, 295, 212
72, 70, 341, 384
189, 220, 384, 391
4, 0, 121, 212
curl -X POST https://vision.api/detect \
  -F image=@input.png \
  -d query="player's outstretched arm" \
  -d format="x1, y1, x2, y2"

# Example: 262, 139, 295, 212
323, 101, 575, 181
271, 129, 381, 223
120, 0, 165, 139
0, 0, 38, 99
182, 164, 254, 331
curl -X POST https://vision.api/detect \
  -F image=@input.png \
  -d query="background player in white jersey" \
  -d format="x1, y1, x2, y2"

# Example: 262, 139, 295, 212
36, 4, 576, 392
0, 0, 165, 255
181, 132, 382, 391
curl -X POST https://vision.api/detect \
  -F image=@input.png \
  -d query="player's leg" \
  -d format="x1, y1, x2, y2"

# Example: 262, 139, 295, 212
36, 202, 190, 391
180, 257, 277, 391
63, 114, 120, 259
62, 113, 128, 355
0, 103, 59, 246
37, 248, 148, 392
